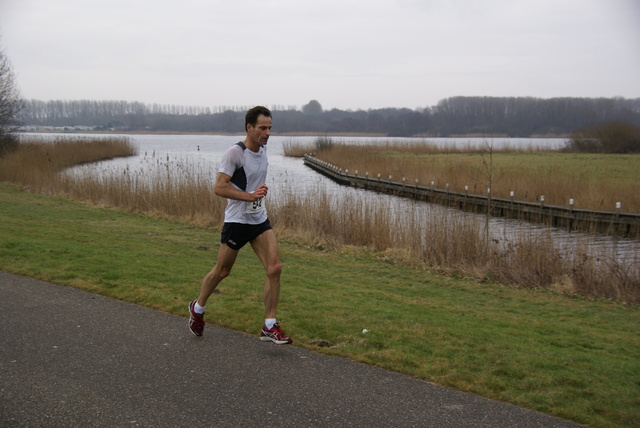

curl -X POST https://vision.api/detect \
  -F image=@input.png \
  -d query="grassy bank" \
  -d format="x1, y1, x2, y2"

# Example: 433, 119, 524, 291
0, 182, 638, 428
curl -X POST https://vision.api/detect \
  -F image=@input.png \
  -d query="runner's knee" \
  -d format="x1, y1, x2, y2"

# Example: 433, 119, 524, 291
267, 261, 282, 278
210, 264, 232, 281
218, 267, 232, 279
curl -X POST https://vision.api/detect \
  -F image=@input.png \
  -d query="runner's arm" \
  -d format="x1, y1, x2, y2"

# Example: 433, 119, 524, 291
214, 172, 267, 202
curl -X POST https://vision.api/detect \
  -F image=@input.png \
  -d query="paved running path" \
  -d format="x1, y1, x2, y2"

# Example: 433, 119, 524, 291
1, 271, 581, 427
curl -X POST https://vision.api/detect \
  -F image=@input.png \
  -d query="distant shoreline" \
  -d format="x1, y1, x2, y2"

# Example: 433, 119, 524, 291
20, 129, 569, 139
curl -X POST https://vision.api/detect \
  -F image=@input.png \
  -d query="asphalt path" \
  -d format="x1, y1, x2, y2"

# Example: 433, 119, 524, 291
0, 271, 581, 427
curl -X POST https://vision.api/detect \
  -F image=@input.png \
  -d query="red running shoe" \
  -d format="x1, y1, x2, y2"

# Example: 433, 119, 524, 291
188, 300, 205, 337
260, 323, 293, 345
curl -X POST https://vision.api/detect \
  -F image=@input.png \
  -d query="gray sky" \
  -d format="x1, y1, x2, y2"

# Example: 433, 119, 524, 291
1, 0, 639, 111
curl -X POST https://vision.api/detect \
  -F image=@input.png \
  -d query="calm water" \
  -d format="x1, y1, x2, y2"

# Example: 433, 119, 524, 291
27, 133, 638, 262
48, 133, 567, 196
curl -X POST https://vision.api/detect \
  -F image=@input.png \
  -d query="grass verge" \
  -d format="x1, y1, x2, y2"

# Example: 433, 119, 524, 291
0, 182, 638, 428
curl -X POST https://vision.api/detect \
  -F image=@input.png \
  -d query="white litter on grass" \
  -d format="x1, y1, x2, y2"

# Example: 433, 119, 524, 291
362, 329, 369, 334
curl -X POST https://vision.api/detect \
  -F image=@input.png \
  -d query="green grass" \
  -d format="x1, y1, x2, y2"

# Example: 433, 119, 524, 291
400, 152, 640, 182
1, 182, 638, 428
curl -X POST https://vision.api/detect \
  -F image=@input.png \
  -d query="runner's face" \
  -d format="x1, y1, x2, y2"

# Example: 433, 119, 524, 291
248, 114, 272, 147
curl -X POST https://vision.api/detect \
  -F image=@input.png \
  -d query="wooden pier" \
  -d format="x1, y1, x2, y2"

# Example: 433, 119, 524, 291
303, 154, 640, 237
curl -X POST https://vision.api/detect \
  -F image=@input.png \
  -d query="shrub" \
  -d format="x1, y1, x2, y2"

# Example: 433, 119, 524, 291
565, 121, 640, 153
0, 134, 19, 157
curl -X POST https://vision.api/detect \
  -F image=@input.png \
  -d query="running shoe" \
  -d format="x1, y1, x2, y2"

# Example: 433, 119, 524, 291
188, 300, 205, 337
260, 323, 292, 345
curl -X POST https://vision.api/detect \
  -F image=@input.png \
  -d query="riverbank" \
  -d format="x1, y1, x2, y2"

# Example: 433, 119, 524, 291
3, 136, 638, 304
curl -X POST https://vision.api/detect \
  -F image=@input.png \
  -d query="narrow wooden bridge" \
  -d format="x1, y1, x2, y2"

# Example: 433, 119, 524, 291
303, 154, 640, 238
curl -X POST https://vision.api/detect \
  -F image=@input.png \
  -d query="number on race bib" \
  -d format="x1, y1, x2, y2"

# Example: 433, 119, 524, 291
246, 197, 265, 214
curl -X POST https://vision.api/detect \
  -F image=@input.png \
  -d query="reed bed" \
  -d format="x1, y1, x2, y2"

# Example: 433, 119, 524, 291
62, 154, 227, 227
2, 137, 639, 303
285, 139, 640, 213
0, 135, 136, 191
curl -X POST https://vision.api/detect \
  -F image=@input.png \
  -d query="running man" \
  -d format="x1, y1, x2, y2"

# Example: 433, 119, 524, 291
188, 106, 291, 344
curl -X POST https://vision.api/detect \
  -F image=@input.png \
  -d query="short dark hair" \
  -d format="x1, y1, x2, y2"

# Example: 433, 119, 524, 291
245, 106, 272, 131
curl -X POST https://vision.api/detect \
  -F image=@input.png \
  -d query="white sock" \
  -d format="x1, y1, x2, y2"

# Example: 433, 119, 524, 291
265, 318, 276, 329
194, 302, 206, 314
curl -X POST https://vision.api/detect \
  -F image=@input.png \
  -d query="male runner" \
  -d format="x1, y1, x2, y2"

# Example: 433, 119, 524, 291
188, 106, 291, 344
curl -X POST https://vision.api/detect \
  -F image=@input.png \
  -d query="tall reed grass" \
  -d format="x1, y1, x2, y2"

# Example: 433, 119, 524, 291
2, 137, 638, 303
271, 184, 639, 303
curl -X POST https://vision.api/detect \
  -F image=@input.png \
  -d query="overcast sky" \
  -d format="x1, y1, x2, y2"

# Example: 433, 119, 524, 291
1, 0, 639, 111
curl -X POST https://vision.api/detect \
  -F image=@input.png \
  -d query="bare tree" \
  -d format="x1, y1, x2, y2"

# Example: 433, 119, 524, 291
477, 138, 506, 245
0, 44, 24, 156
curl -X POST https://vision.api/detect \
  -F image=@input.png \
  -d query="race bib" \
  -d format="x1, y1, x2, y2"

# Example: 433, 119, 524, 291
246, 197, 265, 214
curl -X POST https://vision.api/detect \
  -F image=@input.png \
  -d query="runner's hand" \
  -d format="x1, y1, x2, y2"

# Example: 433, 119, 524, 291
252, 184, 268, 200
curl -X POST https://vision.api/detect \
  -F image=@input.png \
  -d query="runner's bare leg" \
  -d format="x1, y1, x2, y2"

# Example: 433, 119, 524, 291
250, 229, 282, 319
197, 244, 238, 307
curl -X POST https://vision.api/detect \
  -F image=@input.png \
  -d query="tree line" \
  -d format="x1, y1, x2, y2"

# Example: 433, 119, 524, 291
20, 96, 640, 137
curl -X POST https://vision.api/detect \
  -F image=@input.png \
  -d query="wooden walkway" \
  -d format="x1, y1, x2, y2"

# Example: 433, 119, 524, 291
303, 155, 640, 237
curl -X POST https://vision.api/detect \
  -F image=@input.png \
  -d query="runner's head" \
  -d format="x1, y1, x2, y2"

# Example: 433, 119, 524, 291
245, 106, 272, 133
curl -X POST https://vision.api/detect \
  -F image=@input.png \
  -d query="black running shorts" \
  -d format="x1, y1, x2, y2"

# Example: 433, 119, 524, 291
220, 219, 272, 250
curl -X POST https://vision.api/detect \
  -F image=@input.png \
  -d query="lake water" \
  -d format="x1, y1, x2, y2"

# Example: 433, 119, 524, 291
46, 133, 567, 196
26, 133, 638, 262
